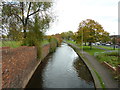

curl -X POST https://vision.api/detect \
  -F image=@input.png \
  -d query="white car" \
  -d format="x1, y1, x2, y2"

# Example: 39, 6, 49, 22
96, 42, 100, 45
106, 44, 111, 46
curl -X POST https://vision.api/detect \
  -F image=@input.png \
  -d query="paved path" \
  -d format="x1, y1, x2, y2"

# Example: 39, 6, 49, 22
68, 43, 119, 88
93, 46, 118, 52
81, 51, 118, 88
94, 46, 109, 51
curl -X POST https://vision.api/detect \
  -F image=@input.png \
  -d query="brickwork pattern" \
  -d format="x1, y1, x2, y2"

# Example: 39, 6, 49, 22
2, 44, 50, 88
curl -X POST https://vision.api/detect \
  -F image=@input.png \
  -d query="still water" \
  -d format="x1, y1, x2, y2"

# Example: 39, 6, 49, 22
26, 43, 95, 88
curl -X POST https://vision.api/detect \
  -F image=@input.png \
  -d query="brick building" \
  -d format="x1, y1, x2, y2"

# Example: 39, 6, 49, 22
110, 35, 120, 45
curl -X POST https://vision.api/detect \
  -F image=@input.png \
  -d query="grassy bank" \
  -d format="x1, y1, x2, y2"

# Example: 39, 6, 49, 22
1, 40, 50, 48
66, 40, 119, 67
96, 52, 119, 67
97, 45, 118, 50
65, 40, 77, 45
1, 41, 22, 48
79, 46, 105, 56
66, 40, 106, 55
42, 40, 49, 46
67, 41, 105, 88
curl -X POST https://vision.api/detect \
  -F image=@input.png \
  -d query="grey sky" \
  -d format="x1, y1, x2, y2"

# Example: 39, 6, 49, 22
46, 0, 119, 35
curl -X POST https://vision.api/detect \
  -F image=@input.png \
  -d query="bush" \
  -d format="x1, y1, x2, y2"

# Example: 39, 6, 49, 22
104, 52, 119, 56
96, 52, 119, 67
34, 40, 42, 59
49, 37, 58, 53
21, 15, 44, 59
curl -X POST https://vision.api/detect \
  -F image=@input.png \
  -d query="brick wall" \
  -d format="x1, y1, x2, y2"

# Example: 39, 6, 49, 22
2, 44, 50, 88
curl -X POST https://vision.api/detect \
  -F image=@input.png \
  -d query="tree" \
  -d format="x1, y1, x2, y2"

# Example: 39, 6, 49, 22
1, 2, 53, 42
61, 31, 74, 40
101, 31, 110, 43
77, 19, 110, 49
111, 35, 116, 50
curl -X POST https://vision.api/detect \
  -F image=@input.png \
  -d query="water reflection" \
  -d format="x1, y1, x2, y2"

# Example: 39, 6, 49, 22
26, 43, 95, 88
73, 57, 94, 85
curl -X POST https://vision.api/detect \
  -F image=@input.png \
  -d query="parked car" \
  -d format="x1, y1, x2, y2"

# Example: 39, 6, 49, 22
96, 42, 100, 45
101, 43, 106, 45
106, 44, 111, 46
92, 43, 96, 45
115, 45, 118, 48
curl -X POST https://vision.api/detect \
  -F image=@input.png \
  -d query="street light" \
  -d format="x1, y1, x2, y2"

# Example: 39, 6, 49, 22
113, 32, 115, 50
81, 29, 83, 54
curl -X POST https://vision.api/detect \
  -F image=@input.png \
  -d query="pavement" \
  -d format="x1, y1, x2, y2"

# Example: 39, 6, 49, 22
93, 46, 110, 51
68, 43, 119, 88
81, 51, 119, 88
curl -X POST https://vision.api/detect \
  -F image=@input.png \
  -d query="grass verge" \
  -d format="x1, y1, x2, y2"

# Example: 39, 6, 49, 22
1, 41, 22, 48
96, 52, 119, 67
93, 69, 106, 89
65, 40, 77, 44
79, 45, 105, 56
42, 40, 49, 46
1, 40, 49, 48
97, 45, 118, 50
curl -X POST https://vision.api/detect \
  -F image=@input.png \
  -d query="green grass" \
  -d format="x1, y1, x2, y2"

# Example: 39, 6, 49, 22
1, 41, 22, 48
94, 69, 106, 89
96, 52, 119, 67
1, 40, 49, 48
97, 45, 118, 50
66, 40, 77, 44
67, 40, 119, 87
66, 40, 106, 55
42, 40, 49, 46
81, 45, 119, 67
70, 43, 106, 88
80, 46, 105, 56
66, 40, 119, 67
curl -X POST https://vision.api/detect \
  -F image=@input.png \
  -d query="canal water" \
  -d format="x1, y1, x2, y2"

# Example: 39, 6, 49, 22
26, 43, 95, 88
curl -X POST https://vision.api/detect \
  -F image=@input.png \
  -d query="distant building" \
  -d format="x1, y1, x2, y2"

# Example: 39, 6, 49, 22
110, 35, 120, 45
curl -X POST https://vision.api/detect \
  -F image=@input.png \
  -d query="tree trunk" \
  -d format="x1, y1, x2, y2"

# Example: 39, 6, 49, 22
23, 22, 27, 39
113, 37, 116, 50
90, 44, 92, 50
85, 42, 86, 46
113, 45, 115, 50
23, 25, 27, 38
24, 30, 26, 38
89, 42, 92, 49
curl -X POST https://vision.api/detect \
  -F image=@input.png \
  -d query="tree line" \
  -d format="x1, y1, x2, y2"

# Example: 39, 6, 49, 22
61, 19, 111, 49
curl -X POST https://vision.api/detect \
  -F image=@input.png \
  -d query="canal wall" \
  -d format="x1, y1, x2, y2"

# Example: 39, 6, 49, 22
2, 44, 52, 88
67, 42, 119, 88
66, 43, 102, 88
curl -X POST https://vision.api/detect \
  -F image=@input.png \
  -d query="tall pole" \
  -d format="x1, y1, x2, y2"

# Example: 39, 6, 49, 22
82, 29, 83, 54
113, 32, 115, 50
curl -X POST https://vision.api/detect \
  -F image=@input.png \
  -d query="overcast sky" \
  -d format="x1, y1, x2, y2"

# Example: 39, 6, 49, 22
46, 0, 119, 35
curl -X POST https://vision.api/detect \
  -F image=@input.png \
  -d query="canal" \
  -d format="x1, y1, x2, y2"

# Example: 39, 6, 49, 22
26, 43, 95, 88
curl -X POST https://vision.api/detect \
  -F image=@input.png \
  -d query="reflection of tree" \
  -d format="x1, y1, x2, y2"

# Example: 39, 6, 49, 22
26, 54, 52, 88
73, 58, 94, 83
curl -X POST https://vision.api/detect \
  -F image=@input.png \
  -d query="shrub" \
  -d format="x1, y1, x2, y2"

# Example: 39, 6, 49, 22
96, 52, 119, 67
21, 15, 44, 59
49, 37, 58, 53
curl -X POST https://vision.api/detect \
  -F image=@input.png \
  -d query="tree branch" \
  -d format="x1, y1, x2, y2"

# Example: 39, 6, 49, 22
21, 2, 24, 25
13, 13, 23, 22
28, 8, 43, 18
24, 2, 32, 26
26, 2, 31, 18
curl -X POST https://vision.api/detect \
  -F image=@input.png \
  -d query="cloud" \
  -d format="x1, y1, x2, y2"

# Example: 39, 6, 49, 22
46, 0, 119, 35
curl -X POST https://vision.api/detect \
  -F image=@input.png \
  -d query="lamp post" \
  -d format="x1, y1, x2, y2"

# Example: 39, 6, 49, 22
113, 32, 115, 50
81, 29, 83, 54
